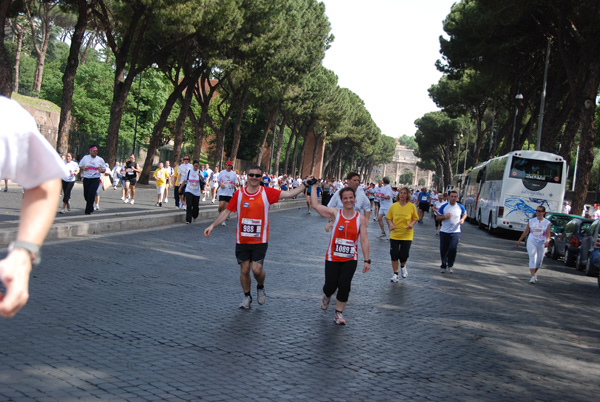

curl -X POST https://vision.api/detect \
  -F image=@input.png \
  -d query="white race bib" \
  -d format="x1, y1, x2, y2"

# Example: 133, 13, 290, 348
333, 238, 355, 258
241, 218, 262, 237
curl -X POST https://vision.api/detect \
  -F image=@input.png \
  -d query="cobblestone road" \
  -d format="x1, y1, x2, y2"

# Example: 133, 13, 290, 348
1, 207, 600, 401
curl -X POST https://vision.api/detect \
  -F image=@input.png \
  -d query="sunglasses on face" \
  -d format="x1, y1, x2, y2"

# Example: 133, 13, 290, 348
536, 210, 544, 212
247, 173, 261, 178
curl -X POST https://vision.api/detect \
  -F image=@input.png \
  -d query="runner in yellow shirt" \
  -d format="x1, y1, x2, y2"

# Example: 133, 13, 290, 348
386, 187, 419, 282
153, 162, 169, 207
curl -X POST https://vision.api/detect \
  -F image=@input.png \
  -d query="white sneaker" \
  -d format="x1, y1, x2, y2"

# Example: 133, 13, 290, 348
121, 196, 125, 201
164, 198, 168, 203
257, 287, 266, 305
239, 295, 252, 309
93, 203, 99, 211
401, 266, 408, 278
321, 294, 331, 310
211, 199, 215, 204
377, 233, 387, 240
59, 208, 66, 214
202, 197, 206, 202
449, 267, 454, 274
390, 273, 399, 283
529, 276, 536, 284
130, 199, 134, 205
124, 198, 129, 203
334, 311, 346, 325
221, 221, 226, 226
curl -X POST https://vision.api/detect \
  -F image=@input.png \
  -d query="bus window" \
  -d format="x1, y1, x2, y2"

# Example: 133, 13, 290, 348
509, 157, 563, 183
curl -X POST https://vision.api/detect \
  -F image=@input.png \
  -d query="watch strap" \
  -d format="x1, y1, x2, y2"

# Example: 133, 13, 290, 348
8, 241, 41, 267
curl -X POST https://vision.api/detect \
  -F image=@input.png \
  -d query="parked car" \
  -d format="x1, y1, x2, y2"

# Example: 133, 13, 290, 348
545, 212, 584, 236
548, 217, 595, 266
576, 219, 600, 276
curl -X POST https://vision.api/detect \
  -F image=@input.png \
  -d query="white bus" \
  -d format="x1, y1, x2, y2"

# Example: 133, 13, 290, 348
463, 150, 566, 233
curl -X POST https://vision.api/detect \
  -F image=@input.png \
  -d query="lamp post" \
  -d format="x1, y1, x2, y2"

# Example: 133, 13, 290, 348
511, 93, 523, 151
463, 131, 468, 173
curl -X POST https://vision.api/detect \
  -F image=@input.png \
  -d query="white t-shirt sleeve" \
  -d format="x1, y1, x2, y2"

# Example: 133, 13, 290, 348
0, 97, 69, 189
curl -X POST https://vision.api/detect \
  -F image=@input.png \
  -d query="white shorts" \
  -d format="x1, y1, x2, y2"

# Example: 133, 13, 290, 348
378, 207, 389, 216
156, 186, 165, 194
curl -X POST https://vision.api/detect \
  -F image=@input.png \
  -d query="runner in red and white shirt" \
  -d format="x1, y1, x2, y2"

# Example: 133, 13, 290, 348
309, 180, 370, 326
204, 164, 308, 309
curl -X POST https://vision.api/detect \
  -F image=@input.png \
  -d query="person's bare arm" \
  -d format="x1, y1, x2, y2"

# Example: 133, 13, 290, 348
0, 179, 61, 318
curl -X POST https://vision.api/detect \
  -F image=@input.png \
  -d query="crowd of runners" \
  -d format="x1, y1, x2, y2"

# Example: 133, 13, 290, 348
7, 142, 468, 324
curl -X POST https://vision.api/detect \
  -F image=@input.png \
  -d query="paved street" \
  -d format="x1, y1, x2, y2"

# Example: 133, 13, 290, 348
1, 204, 600, 401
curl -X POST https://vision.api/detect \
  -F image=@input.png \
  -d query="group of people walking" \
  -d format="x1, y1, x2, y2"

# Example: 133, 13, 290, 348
203, 169, 470, 326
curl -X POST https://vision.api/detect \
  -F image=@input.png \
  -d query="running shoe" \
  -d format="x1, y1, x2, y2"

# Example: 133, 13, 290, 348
239, 295, 252, 309
59, 208, 66, 214
321, 294, 331, 310
440, 266, 447, 273
212, 199, 215, 204
221, 221, 226, 226
401, 266, 408, 278
159, 202, 162, 207
257, 287, 266, 305
130, 199, 134, 205
390, 273, 399, 283
529, 276, 536, 284
155, 202, 160, 207
334, 311, 346, 325
124, 198, 129, 203
3, 188, 7, 192
67, 202, 71, 211
164, 198, 169, 203
448, 267, 454, 274
121, 196, 125, 201
202, 197, 206, 202
377, 233, 387, 240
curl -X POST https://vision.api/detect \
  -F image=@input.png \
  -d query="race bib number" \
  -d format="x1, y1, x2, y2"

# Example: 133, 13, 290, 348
241, 218, 262, 237
421, 196, 428, 202
531, 226, 544, 237
333, 238, 356, 258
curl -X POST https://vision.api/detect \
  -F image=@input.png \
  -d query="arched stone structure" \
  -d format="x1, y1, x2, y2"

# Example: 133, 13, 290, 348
369, 143, 434, 188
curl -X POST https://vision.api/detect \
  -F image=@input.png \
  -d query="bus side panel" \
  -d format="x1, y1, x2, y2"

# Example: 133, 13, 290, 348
480, 180, 502, 227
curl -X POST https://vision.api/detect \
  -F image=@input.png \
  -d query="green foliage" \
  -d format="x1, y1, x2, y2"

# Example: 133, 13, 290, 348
399, 170, 413, 185
398, 134, 417, 150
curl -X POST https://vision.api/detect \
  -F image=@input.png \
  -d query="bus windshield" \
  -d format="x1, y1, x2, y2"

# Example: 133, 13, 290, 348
509, 156, 563, 183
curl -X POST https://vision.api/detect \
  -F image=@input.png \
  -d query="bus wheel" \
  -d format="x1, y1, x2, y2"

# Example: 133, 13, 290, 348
487, 214, 495, 234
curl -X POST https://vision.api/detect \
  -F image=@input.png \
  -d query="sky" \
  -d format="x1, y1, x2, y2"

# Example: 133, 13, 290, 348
320, 0, 457, 139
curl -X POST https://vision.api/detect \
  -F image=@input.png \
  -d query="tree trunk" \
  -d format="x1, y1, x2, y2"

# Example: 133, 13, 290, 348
100, 3, 149, 167
255, 105, 278, 166
173, 77, 195, 160
558, 107, 580, 167
229, 85, 249, 164
0, 0, 11, 97
572, 67, 600, 215
322, 142, 341, 175
57, 0, 90, 156
11, 19, 23, 93
283, 125, 295, 175
139, 76, 190, 184
80, 29, 98, 66
273, 113, 286, 176
290, 126, 301, 177
25, 0, 55, 95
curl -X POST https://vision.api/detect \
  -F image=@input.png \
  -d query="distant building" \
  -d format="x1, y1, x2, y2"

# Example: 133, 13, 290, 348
369, 143, 434, 188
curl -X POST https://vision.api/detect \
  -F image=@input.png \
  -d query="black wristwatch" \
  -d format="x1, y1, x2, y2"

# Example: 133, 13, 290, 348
364, 259, 371, 264
8, 241, 41, 267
